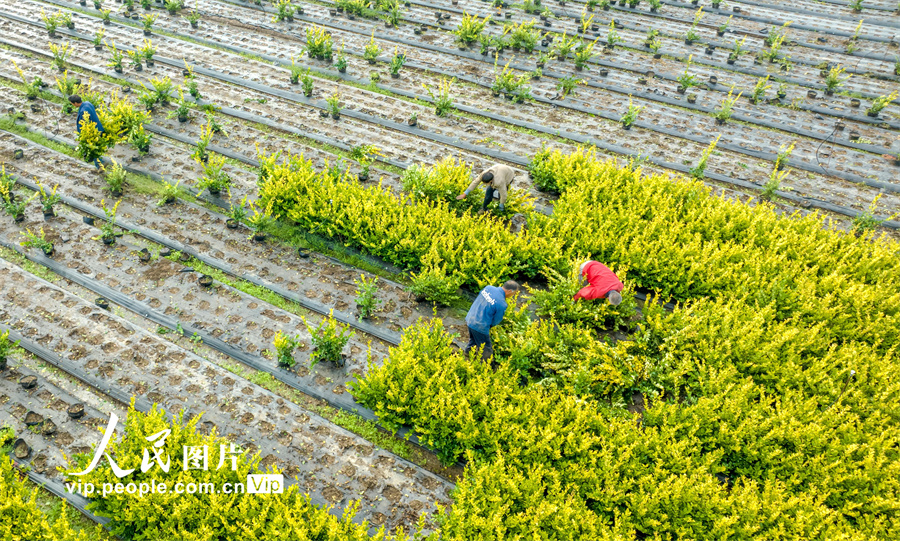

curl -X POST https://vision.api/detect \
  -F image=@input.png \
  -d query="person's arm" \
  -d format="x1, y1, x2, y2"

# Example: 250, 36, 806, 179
490, 301, 507, 328
496, 180, 508, 210
457, 175, 483, 200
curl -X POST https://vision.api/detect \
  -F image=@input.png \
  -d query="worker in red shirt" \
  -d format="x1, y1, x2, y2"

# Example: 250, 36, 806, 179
574, 261, 624, 305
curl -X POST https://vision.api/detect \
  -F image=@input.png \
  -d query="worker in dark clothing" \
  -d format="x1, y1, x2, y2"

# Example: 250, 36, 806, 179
455, 164, 516, 213
464, 280, 519, 360
574, 261, 624, 305
69, 95, 105, 169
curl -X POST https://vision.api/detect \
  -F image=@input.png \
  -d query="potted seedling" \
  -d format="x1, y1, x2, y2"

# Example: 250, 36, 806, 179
775, 142, 795, 171
354, 275, 382, 320
364, 33, 381, 64
38, 183, 61, 218
127, 50, 144, 72
777, 82, 788, 99
92, 29, 105, 50
142, 13, 157, 35
3, 190, 34, 223
305, 312, 355, 368
334, 44, 348, 74
197, 155, 231, 196
326, 93, 342, 119
106, 41, 125, 73
168, 89, 192, 122
247, 201, 272, 242
824, 65, 849, 96
165, 0, 183, 15
129, 124, 152, 157
20, 227, 54, 256
389, 49, 406, 78
104, 160, 127, 196
574, 39, 597, 71
94, 0, 102, 9
48, 41, 71, 71
273, 0, 295, 22
124, 0, 135, 11
349, 144, 382, 182
728, 37, 746, 64
185, 10, 201, 28
101, 9, 112, 24
750, 75, 771, 104
141, 0, 152, 9
717, 15, 731, 36
866, 90, 897, 118
226, 196, 247, 229
557, 74, 583, 98
158, 180, 180, 206
714, 87, 741, 125
98, 199, 120, 245
424, 78, 454, 116
620, 97, 643, 130
273, 331, 300, 368
300, 69, 314, 97
676, 55, 698, 93
408, 112, 418, 127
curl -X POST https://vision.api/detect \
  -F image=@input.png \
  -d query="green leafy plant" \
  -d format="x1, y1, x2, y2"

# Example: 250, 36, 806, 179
349, 144, 382, 180
333, 44, 348, 72
850, 0, 863, 10
48, 41, 71, 70
229, 196, 248, 221
75, 110, 115, 164
272, 331, 300, 367
454, 12, 491, 45
246, 200, 273, 236
197, 154, 231, 195
91, 28, 105, 48
684, 7, 703, 42
305, 312, 355, 367
165, 0, 184, 14
718, 14, 732, 33
388, 48, 406, 75
690, 136, 721, 179
128, 124, 152, 155
867, 90, 898, 116
40, 9, 59, 35
326, 93, 342, 117
491, 60, 532, 103
852, 193, 898, 234
553, 34, 580, 59
761, 166, 788, 201
104, 160, 127, 195
300, 68, 314, 96
100, 9, 112, 24
19, 227, 54, 255
424, 78, 454, 116
150, 76, 174, 104
407, 262, 463, 306
305, 25, 333, 58
127, 49, 144, 70
2, 189, 34, 220
557, 74, 583, 97
105, 41, 124, 71
0, 329, 20, 361
99, 199, 120, 242
507, 19, 540, 52
273, 0, 295, 22
185, 10, 201, 26
141, 14, 157, 33
775, 142, 795, 171
620, 97, 643, 128
158, 180, 181, 206
192, 121, 214, 162
677, 55, 699, 89
363, 31, 381, 62
354, 275, 382, 320
37, 183, 61, 215
140, 39, 156, 64
714, 86, 742, 123
730, 37, 747, 61
167, 88, 192, 121
750, 75, 771, 104
574, 39, 598, 70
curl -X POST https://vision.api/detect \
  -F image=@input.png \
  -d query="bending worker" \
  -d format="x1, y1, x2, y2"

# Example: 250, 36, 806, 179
69, 95, 106, 169
456, 163, 515, 213
464, 280, 519, 360
574, 261, 624, 305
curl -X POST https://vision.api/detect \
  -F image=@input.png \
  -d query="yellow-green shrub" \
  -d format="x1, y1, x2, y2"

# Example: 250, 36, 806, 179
1, 455, 101, 541
68, 404, 426, 541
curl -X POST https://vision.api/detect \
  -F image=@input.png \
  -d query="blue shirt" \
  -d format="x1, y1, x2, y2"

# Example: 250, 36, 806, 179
465, 286, 508, 334
76, 102, 104, 134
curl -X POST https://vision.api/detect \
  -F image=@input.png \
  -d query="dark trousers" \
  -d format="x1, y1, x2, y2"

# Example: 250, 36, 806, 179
464, 326, 493, 360
482, 187, 495, 211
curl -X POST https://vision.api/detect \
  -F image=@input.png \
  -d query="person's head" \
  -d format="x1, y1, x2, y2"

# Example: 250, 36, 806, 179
501, 280, 519, 298
607, 290, 622, 306
68, 95, 83, 106
481, 171, 494, 184
579, 261, 592, 276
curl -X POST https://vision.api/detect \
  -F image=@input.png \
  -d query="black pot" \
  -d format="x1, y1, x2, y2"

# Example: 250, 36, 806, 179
24, 411, 44, 427
178, 114, 189, 122
160, 247, 172, 257
139, 250, 151, 262
684, 39, 693, 45
298, 248, 310, 258
41, 245, 54, 257
114, 66, 123, 73
599, 68, 609, 76
67, 403, 85, 419
331, 112, 340, 119
225, 218, 239, 229
677, 86, 686, 94
825, 89, 834, 96
134, 63, 143, 71
622, 123, 631, 130
867, 111, 878, 117
20, 375, 38, 389
849, 131, 860, 140
715, 118, 726, 125
709, 76, 717, 85
0, 357, 6, 371
198, 274, 213, 287
653, 53, 662, 59
727, 57, 736, 65
807, 90, 817, 99
717, 30, 725, 37
850, 98, 861, 108
391, 72, 400, 78
143, 30, 151, 36
14, 214, 24, 223
191, 21, 198, 28
102, 236, 116, 245
253, 232, 267, 242
408, 118, 417, 127
777, 91, 787, 99
13, 439, 30, 459
687, 95, 697, 104
705, 47, 714, 55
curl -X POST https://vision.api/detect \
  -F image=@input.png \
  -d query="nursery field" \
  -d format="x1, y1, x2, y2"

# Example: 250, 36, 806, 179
0, 0, 899, 539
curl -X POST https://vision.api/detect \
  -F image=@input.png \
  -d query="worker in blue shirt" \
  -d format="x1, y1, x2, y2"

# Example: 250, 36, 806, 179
69, 95, 106, 169
464, 280, 519, 360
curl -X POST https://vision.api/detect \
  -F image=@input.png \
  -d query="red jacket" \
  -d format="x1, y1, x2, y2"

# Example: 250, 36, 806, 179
574, 262, 624, 301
